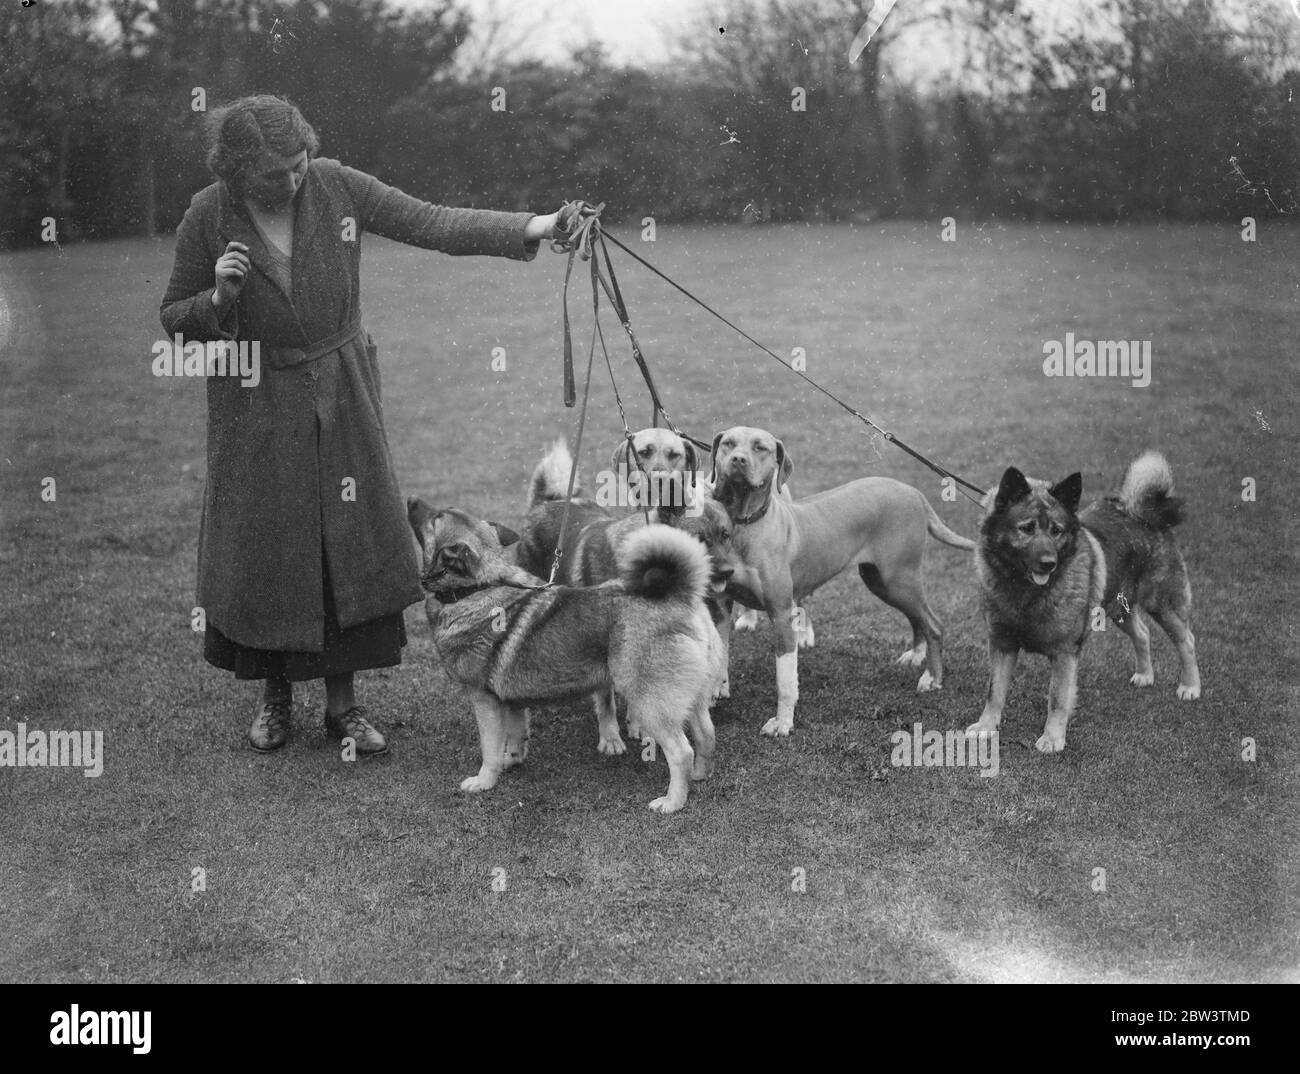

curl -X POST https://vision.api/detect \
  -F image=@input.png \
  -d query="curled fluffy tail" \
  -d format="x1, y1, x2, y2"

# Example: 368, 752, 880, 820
618, 525, 709, 602
1120, 451, 1184, 529
528, 439, 581, 508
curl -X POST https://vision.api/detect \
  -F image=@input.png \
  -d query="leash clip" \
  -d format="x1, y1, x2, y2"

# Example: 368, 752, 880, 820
546, 547, 564, 587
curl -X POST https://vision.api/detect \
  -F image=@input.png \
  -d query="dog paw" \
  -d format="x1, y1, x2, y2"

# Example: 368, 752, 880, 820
734, 609, 760, 633
1176, 683, 1201, 701
965, 721, 997, 739
598, 736, 627, 756
648, 796, 684, 814
896, 645, 927, 668
503, 749, 527, 770
626, 722, 643, 740
1129, 671, 1155, 688
761, 717, 793, 737
916, 671, 942, 693
1035, 731, 1066, 754
459, 774, 497, 793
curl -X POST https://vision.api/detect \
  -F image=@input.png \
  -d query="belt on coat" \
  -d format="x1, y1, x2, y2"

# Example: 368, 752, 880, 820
263, 319, 367, 369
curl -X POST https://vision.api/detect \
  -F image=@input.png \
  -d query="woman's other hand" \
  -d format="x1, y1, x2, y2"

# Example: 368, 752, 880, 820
212, 241, 250, 313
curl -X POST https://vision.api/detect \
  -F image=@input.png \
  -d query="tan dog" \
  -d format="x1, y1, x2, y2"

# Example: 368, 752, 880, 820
408, 501, 722, 813
609, 427, 701, 514
710, 426, 976, 736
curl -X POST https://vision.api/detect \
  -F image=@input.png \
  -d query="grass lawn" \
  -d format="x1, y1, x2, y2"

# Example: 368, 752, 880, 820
0, 220, 1295, 982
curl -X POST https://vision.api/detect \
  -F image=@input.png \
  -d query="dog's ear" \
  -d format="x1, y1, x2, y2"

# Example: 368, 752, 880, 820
774, 439, 793, 493
610, 437, 633, 475
683, 439, 698, 475
1049, 473, 1083, 514
407, 496, 435, 536
994, 467, 1033, 512
489, 521, 520, 547
708, 431, 724, 483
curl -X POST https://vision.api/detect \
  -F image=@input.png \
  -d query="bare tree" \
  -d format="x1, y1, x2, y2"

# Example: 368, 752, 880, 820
451, 0, 563, 77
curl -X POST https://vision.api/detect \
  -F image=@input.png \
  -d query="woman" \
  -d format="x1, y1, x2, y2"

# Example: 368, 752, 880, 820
161, 94, 567, 755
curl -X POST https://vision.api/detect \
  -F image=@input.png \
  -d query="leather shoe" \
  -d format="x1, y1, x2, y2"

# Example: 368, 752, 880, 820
250, 699, 292, 752
324, 705, 388, 755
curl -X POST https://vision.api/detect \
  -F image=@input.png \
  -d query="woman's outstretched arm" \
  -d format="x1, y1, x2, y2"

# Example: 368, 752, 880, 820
331, 159, 558, 260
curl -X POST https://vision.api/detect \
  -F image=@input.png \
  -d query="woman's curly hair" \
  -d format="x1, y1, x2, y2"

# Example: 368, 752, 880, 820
204, 95, 320, 190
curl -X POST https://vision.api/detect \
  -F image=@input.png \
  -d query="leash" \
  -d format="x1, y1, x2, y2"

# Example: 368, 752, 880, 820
551, 203, 985, 514
545, 261, 600, 586
591, 289, 654, 526
554, 202, 602, 406
554, 202, 710, 455
597, 226, 987, 506
553, 201, 689, 533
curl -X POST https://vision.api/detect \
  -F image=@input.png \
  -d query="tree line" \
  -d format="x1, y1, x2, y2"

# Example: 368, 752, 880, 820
1, 0, 1296, 248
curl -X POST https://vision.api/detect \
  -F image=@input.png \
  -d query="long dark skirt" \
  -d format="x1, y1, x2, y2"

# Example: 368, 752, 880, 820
204, 556, 406, 682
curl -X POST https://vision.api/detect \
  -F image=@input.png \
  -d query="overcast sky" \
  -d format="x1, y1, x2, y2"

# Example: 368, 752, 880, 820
394, 0, 1110, 68
385, 0, 1291, 92
432, 0, 711, 66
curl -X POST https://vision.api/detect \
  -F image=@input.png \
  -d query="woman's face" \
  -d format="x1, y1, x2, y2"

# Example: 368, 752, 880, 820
242, 149, 308, 210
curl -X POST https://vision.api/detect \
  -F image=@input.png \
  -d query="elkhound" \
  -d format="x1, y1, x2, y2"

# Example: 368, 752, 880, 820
966, 451, 1202, 754
407, 499, 723, 813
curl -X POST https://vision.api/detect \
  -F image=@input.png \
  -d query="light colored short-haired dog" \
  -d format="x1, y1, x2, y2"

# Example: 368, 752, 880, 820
608, 427, 704, 514
710, 425, 976, 736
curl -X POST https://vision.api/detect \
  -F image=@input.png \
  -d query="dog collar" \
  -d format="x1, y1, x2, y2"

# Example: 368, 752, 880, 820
733, 491, 772, 526
431, 579, 553, 604
432, 585, 492, 605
